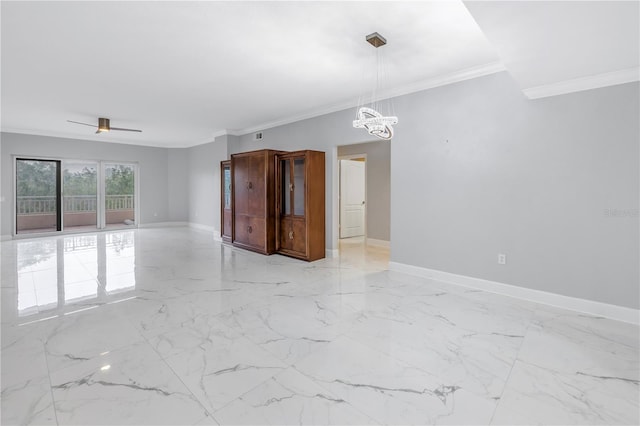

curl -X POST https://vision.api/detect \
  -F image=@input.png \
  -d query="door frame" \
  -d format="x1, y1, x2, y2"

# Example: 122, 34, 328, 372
338, 153, 367, 240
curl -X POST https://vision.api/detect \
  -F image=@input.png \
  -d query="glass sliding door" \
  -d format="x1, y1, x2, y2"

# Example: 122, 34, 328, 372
104, 163, 136, 229
63, 161, 98, 231
15, 158, 138, 235
15, 159, 61, 234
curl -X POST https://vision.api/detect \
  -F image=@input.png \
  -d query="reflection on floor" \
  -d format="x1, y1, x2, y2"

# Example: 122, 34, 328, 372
1, 228, 638, 425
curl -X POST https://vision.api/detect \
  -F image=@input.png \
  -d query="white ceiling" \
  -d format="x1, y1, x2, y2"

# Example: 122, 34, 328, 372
1, 1, 637, 148
465, 1, 639, 97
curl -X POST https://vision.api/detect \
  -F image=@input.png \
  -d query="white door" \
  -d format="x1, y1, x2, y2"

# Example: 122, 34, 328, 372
340, 159, 365, 238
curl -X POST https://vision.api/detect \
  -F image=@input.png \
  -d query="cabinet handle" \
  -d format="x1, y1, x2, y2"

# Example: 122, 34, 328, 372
289, 183, 294, 192
248, 226, 253, 234
247, 181, 253, 190
289, 231, 294, 240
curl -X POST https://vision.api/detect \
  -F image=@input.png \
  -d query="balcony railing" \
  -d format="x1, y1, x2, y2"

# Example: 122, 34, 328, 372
17, 195, 134, 215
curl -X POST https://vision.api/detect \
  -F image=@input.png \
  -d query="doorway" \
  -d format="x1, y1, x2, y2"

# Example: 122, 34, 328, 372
336, 140, 391, 250
339, 157, 366, 239
15, 157, 138, 236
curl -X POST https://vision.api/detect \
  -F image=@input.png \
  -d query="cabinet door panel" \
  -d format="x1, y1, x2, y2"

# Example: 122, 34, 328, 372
248, 179, 265, 214
248, 155, 266, 214
223, 210, 232, 237
291, 219, 306, 254
279, 217, 292, 251
247, 217, 265, 248
250, 153, 266, 179
234, 215, 265, 249
233, 156, 249, 215
234, 215, 250, 245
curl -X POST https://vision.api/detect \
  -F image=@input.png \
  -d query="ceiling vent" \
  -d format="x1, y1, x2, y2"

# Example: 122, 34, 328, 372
254, 132, 263, 141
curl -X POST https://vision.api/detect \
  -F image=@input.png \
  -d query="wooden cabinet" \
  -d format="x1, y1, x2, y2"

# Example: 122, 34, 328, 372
224, 148, 325, 261
220, 160, 232, 242
276, 150, 325, 261
231, 149, 280, 255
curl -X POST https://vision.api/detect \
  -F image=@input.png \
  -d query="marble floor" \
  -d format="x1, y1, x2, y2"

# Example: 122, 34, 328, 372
1, 228, 638, 425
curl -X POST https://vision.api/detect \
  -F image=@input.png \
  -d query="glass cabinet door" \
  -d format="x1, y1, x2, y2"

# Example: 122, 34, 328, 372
293, 158, 305, 216
223, 164, 231, 209
280, 159, 291, 215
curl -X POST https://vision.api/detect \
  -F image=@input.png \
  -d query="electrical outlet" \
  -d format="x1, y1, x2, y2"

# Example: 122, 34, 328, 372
498, 254, 506, 265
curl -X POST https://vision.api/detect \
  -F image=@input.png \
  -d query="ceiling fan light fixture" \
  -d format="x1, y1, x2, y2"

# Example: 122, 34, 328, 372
67, 117, 142, 133
97, 117, 110, 132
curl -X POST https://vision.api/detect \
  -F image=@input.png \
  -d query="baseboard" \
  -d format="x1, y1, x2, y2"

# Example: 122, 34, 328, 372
188, 222, 218, 233
367, 238, 390, 248
139, 221, 188, 228
326, 248, 339, 258
389, 262, 639, 325
1, 234, 12, 241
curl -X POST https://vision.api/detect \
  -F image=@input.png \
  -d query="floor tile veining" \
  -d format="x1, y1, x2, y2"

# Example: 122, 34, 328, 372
1, 228, 638, 425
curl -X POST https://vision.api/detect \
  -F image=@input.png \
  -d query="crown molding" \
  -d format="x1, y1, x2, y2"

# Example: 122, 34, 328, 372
232, 61, 507, 137
0, 126, 229, 149
523, 67, 640, 100
0, 127, 174, 148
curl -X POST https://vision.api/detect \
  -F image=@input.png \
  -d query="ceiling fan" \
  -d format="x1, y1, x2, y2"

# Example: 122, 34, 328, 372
67, 117, 142, 134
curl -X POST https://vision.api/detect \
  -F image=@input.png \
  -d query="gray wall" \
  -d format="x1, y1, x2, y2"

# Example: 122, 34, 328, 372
167, 148, 189, 222
391, 74, 638, 309
0, 132, 174, 236
187, 135, 229, 231
232, 72, 639, 309
338, 141, 391, 241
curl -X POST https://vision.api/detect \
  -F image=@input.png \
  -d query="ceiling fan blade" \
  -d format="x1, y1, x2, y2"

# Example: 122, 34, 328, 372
67, 120, 97, 128
110, 127, 142, 133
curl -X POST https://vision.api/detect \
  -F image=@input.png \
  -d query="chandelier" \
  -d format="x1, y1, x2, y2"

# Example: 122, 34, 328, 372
352, 32, 398, 140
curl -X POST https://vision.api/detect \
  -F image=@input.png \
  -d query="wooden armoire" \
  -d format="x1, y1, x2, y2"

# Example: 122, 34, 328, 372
275, 150, 325, 261
226, 148, 325, 261
231, 149, 281, 255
